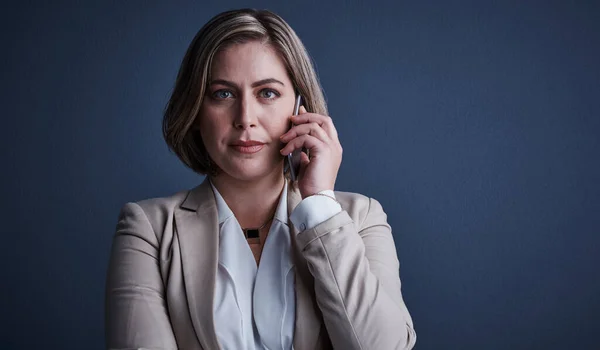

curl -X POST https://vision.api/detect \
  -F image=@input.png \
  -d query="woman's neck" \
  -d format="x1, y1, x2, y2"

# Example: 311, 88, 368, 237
209, 168, 286, 229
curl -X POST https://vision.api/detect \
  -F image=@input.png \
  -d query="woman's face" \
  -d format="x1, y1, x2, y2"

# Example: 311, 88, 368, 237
198, 41, 296, 181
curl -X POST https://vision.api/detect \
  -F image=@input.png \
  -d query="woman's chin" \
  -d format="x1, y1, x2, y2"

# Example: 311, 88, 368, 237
220, 161, 283, 182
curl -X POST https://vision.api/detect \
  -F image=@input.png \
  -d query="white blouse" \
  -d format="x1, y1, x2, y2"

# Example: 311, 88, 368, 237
210, 180, 341, 350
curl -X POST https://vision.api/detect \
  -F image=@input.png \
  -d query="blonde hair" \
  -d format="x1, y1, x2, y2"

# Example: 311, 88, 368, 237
163, 8, 327, 175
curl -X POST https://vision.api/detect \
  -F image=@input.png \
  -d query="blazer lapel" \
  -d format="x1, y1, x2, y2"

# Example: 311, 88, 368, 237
174, 178, 220, 350
288, 182, 324, 350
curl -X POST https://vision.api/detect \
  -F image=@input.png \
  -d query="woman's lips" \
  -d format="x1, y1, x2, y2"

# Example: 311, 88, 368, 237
230, 140, 265, 154
231, 144, 264, 153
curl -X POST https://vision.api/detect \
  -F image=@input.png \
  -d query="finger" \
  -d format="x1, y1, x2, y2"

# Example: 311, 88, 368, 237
299, 105, 308, 114
291, 113, 339, 141
279, 134, 323, 156
280, 122, 329, 143
290, 112, 327, 125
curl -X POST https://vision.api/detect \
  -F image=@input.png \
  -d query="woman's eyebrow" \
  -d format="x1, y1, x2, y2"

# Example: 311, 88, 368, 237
209, 78, 285, 88
209, 79, 237, 88
251, 78, 285, 87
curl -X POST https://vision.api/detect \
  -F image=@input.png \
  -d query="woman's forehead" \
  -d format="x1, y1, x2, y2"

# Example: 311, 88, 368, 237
210, 41, 291, 86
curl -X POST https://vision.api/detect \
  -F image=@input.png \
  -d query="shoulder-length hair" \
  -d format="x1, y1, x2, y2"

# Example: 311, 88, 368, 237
162, 8, 327, 176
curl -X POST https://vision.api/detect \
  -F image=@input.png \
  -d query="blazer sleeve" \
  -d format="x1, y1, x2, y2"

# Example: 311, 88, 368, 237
105, 202, 178, 350
295, 197, 417, 350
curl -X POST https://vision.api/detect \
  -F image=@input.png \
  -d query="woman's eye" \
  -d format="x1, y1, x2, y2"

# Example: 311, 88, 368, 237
259, 89, 280, 99
212, 90, 233, 99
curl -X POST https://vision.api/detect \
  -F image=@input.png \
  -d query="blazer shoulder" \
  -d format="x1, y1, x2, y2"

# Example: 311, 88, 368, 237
135, 188, 190, 215
118, 187, 193, 240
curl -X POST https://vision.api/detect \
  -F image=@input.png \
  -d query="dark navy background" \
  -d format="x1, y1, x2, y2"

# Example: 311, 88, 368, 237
2, 1, 598, 349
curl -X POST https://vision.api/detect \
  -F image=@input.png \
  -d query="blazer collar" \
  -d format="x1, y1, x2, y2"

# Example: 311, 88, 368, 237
175, 177, 323, 350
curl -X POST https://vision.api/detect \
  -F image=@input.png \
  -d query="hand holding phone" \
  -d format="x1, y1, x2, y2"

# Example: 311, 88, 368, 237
280, 95, 342, 197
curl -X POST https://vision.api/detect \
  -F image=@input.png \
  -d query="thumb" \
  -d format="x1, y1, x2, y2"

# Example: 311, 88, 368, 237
297, 151, 310, 178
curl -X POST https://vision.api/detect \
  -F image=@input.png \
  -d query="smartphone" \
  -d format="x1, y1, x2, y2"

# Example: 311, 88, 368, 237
286, 95, 303, 181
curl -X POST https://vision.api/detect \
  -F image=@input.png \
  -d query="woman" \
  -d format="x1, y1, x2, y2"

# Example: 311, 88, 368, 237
105, 8, 416, 350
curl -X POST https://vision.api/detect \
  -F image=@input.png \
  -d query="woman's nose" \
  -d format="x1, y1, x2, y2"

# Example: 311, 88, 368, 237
233, 97, 258, 129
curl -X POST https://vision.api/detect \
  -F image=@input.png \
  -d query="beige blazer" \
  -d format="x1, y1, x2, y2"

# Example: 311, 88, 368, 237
105, 178, 416, 350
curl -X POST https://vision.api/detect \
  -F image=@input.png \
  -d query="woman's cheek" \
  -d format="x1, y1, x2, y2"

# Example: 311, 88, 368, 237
275, 113, 292, 133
